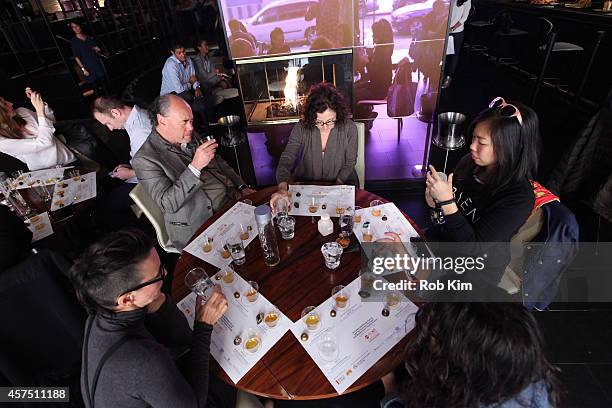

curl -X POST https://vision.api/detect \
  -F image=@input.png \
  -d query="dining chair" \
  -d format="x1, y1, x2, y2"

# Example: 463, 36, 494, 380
129, 184, 181, 254
355, 122, 366, 190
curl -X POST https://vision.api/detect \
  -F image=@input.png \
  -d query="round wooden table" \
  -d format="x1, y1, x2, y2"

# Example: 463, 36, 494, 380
171, 186, 423, 400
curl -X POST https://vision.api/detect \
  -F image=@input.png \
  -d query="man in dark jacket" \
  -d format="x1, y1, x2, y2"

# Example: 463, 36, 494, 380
68, 229, 233, 407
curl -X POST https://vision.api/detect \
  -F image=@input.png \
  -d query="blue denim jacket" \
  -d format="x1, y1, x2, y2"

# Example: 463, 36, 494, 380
381, 380, 551, 408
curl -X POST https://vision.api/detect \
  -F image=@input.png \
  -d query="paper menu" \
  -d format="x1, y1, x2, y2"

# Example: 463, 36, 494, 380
353, 202, 420, 243
11, 167, 73, 189
287, 185, 355, 218
25, 212, 54, 242
183, 201, 258, 270
289, 277, 418, 394
50, 172, 97, 211
177, 270, 291, 384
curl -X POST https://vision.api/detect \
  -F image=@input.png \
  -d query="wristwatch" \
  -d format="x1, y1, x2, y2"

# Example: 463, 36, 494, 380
435, 198, 455, 208
237, 183, 249, 192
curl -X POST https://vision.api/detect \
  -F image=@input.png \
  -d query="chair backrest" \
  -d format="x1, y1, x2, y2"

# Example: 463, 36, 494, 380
354, 122, 366, 190
129, 184, 180, 253
0, 249, 85, 385
538, 17, 554, 50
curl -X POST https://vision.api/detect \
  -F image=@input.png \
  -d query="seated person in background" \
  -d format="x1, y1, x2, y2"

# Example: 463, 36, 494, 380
229, 38, 255, 58
92, 96, 152, 182
267, 27, 291, 55
271, 82, 358, 209
0, 204, 32, 272
228, 19, 258, 52
132, 94, 255, 250
68, 229, 235, 407
354, 19, 394, 120
160, 44, 220, 132
192, 39, 230, 95
0, 88, 75, 170
381, 302, 561, 408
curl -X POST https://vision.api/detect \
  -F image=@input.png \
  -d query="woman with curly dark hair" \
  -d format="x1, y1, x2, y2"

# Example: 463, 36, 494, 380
381, 302, 561, 408
271, 82, 357, 208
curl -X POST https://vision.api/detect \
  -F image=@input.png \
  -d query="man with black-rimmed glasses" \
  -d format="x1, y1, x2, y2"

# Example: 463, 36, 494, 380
68, 229, 235, 407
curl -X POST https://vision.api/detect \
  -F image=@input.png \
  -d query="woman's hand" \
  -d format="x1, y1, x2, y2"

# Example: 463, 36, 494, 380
426, 165, 454, 203
425, 185, 436, 208
270, 184, 291, 212
28, 90, 45, 116
376, 232, 402, 243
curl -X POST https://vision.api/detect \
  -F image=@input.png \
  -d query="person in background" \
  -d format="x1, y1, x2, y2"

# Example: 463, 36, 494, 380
228, 20, 258, 53
354, 18, 394, 119
70, 21, 107, 95
0, 88, 75, 171
92, 96, 152, 182
92, 96, 154, 229
161, 44, 220, 132
268, 27, 291, 55
271, 82, 358, 209
381, 302, 561, 408
132, 94, 254, 250
68, 228, 235, 407
442, 0, 471, 88
192, 39, 230, 95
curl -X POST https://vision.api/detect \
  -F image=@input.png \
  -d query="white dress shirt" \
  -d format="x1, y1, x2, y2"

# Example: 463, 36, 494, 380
0, 106, 75, 171
123, 105, 153, 183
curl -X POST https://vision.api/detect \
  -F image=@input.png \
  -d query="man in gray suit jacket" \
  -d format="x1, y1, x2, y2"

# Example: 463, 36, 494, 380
132, 94, 254, 250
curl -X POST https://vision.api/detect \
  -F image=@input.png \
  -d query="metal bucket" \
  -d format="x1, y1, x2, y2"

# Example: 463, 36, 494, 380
433, 112, 467, 150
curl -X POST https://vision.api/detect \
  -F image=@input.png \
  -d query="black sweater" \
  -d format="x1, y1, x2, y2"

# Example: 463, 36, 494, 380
81, 295, 213, 407
430, 155, 535, 282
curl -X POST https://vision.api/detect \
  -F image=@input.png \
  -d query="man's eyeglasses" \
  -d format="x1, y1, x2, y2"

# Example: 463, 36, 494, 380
315, 119, 337, 128
117, 265, 167, 301
489, 97, 523, 126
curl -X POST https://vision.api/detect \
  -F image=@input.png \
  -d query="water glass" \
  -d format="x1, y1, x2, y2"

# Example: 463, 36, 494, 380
321, 242, 343, 269
184, 267, 214, 301
278, 216, 296, 240
317, 332, 339, 362
301, 306, 321, 331
275, 197, 290, 219
226, 234, 246, 265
